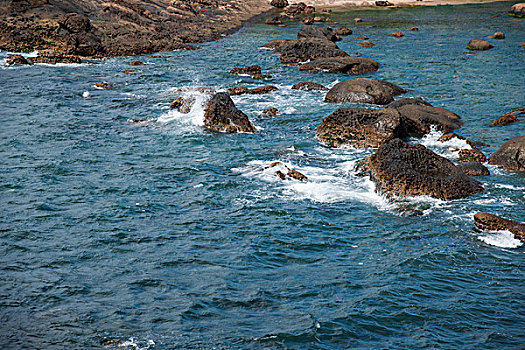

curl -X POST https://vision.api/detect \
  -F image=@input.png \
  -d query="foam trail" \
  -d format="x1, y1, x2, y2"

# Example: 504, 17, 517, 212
417, 126, 471, 160
157, 90, 210, 126
478, 230, 523, 249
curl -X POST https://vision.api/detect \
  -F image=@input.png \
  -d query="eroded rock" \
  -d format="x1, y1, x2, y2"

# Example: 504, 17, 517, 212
203, 92, 255, 133
230, 65, 261, 76
298, 56, 379, 74
458, 149, 487, 163
457, 162, 490, 176
297, 26, 339, 42
467, 39, 493, 50
509, 3, 525, 17
474, 213, 525, 243
271, 38, 349, 63
325, 78, 406, 105
488, 135, 525, 171
6, 55, 31, 65
291, 82, 328, 91
336, 26, 353, 36
491, 108, 524, 126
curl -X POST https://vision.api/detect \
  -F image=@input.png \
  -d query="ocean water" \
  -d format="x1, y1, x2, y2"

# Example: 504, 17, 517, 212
1, 2, 524, 349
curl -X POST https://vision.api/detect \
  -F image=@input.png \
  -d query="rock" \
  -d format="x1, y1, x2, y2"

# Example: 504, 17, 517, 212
170, 96, 195, 113
247, 86, 278, 94
316, 108, 405, 148
458, 149, 487, 163
457, 162, 490, 176
291, 82, 328, 91
262, 108, 278, 116
491, 108, 524, 126
227, 86, 249, 95
303, 17, 314, 25
268, 162, 307, 181
31, 53, 81, 64
368, 139, 484, 200
358, 41, 375, 47
389, 31, 404, 38
509, 3, 525, 18
356, 36, 368, 40
298, 56, 380, 74
58, 13, 92, 33
410, 27, 419, 31
272, 38, 349, 63
229, 65, 262, 76
6, 55, 31, 65
271, 0, 289, 8
122, 70, 135, 74
438, 132, 466, 143
288, 169, 307, 181
261, 39, 291, 50
203, 92, 255, 133
252, 74, 272, 80
488, 135, 525, 171
129, 61, 143, 66
336, 26, 353, 36
94, 82, 113, 89
297, 26, 338, 42
67, 32, 104, 56
376, 0, 394, 5
266, 16, 283, 25
490, 32, 505, 39
354, 18, 363, 23
325, 78, 406, 105
474, 213, 525, 243
387, 98, 463, 136
467, 39, 493, 51
305, 6, 316, 14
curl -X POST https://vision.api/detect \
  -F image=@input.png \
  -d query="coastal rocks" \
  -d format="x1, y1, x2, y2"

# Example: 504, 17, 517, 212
458, 149, 487, 163
252, 74, 272, 80
509, 3, 525, 17
336, 26, 353, 36
457, 162, 490, 176
325, 78, 406, 105
31, 52, 81, 64
490, 32, 505, 39
271, 0, 289, 8
291, 82, 328, 91
271, 38, 349, 63
368, 139, 484, 200
491, 108, 524, 126
298, 57, 380, 74
474, 213, 525, 243
266, 16, 283, 25
203, 92, 255, 133
358, 41, 375, 47
376, 1, 394, 6
227, 86, 249, 95
262, 108, 278, 117
6, 55, 31, 65
316, 108, 405, 148
230, 65, 261, 76
467, 39, 493, 51
389, 31, 404, 38
129, 61, 143, 66
303, 17, 314, 25
94, 82, 113, 89
488, 136, 525, 171
267, 162, 307, 181
246, 86, 278, 94
170, 96, 195, 113
58, 13, 92, 33
59, 13, 104, 56
297, 26, 339, 42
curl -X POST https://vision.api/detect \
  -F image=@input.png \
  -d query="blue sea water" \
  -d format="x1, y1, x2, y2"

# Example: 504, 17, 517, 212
1, 2, 524, 349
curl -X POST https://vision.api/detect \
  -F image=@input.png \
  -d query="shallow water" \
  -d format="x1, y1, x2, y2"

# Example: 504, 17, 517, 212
1, 2, 524, 349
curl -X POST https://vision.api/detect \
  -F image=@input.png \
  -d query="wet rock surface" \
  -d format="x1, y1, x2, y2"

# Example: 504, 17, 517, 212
297, 26, 339, 42
6, 54, 31, 65
467, 38, 493, 50
474, 213, 525, 243
298, 57, 379, 74
491, 108, 524, 126
291, 82, 328, 91
271, 38, 349, 63
325, 78, 406, 105
203, 92, 255, 133
509, 3, 525, 17
488, 135, 525, 171
457, 162, 490, 176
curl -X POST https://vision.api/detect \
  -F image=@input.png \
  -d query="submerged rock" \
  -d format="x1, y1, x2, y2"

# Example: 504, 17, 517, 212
247, 86, 278, 94
389, 31, 404, 38
291, 82, 328, 91
488, 135, 525, 171
267, 162, 307, 181
325, 78, 406, 104
298, 56, 379, 74
491, 107, 524, 126
230, 65, 262, 76
474, 213, 525, 243
262, 108, 278, 117
358, 41, 375, 47
368, 139, 484, 200
94, 82, 113, 89
457, 162, 490, 176
266, 16, 283, 25
170, 96, 195, 113
203, 92, 255, 133
252, 74, 272, 80
31, 53, 81, 64
129, 61, 143, 66
227, 86, 249, 95
467, 39, 493, 50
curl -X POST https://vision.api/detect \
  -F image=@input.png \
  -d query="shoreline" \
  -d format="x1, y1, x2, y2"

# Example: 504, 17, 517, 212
288, 0, 512, 9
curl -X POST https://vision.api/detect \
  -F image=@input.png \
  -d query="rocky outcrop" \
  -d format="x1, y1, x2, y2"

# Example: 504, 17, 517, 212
267, 162, 307, 181
358, 41, 375, 47
491, 108, 524, 126
246, 86, 278, 95
336, 26, 352, 36
458, 149, 486, 163
389, 31, 404, 38
297, 26, 339, 42
230, 65, 261, 76
262, 108, 278, 117
509, 3, 525, 17
203, 92, 255, 133
6, 54, 31, 65
227, 86, 249, 95
474, 213, 525, 242
457, 162, 490, 176
271, 38, 349, 63
271, 0, 289, 8
488, 136, 525, 171
467, 39, 493, 50
170, 96, 195, 114
298, 57, 380, 74
490, 32, 505, 39
291, 82, 328, 91
368, 139, 484, 200
325, 78, 406, 105
31, 52, 81, 64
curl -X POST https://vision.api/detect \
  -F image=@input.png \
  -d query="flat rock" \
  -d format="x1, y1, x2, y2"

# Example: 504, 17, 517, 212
230, 65, 261, 76
227, 87, 249, 95
488, 135, 525, 171
298, 56, 379, 74
358, 41, 375, 47
271, 38, 349, 63
336, 26, 353, 36
457, 162, 490, 176
467, 39, 493, 50
474, 213, 525, 242
203, 92, 255, 133
246, 86, 278, 94
31, 53, 81, 64
297, 26, 338, 42
368, 139, 484, 200
291, 82, 328, 91
6, 55, 31, 65
491, 107, 524, 126
325, 78, 406, 105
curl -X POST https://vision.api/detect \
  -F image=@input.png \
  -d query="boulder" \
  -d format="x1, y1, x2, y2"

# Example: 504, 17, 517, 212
266, 16, 283, 25
474, 213, 525, 243
229, 65, 261, 76
271, 0, 289, 8
467, 39, 493, 50
458, 149, 487, 163
356, 36, 368, 40
336, 26, 353, 36
491, 108, 524, 126
457, 162, 490, 176
316, 108, 405, 148
389, 31, 404, 38
298, 56, 380, 74
203, 92, 255, 133
6, 55, 31, 65
325, 78, 406, 105
297, 26, 338, 42
509, 3, 525, 17
58, 13, 92, 33
358, 41, 375, 47
247, 86, 278, 94
227, 86, 249, 95
291, 82, 328, 91
262, 108, 278, 116
261, 39, 291, 50
376, 0, 394, 5
354, 18, 363, 23
271, 38, 349, 63
488, 135, 525, 171
490, 32, 505, 39
410, 27, 419, 31
368, 139, 484, 200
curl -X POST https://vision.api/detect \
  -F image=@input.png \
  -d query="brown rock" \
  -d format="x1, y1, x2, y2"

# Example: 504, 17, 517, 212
288, 169, 307, 181
252, 74, 272, 80
203, 92, 255, 133
291, 82, 328, 91
262, 108, 278, 116
491, 108, 524, 126
369, 139, 484, 200
227, 87, 249, 96
410, 27, 419, 31
303, 17, 314, 25
358, 41, 375, 47
509, 3, 525, 17
247, 86, 278, 94
376, 0, 394, 5
58, 13, 92, 33
67, 32, 104, 56
467, 39, 493, 51
129, 61, 143, 66
170, 96, 195, 113
6, 55, 31, 65
356, 36, 369, 40
297, 26, 339, 42
271, 0, 289, 8
230, 65, 262, 76
266, 16, 283, 25
268, 162, 307, 181
336, 26, 353, 36
458, 149, 487, 163
354, 18, 363, 23
298, 56, 379, 74
325, 78, 406, 105
122, 70, 135, 74
272, 38, 349, 63
474, 213, 525, 242
389, 31, 404, 38
488, 135, 525, 171
261, 39, 291, 50
32, 53, 81, 64
457, 162, 490, 176
94, 82, 113, 89
490, 32, 505, 39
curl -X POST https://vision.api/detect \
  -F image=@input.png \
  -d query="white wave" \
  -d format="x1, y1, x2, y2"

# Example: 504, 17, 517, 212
478, 230, 523, 249
157, 90, 211, 126
493, 183, 525, 191
417, 127, 471, 159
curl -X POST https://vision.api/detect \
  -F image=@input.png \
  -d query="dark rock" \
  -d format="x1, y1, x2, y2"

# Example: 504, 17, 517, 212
268, 162, 307, 181
288, 169, 307, 181
291, 82, 328, 91
303, 17, 314, 25
129, 61, 143, 66
375, 1, 394, 5
458, 149, 487, 163
389, 31, 404, 38
297, 26, 338, 42
467, 39, 493, 50
509, 3, 525, 18
67, 32, 104, 56
474, 213, 525, 243
325, 78, 406, 105
298, 56, 379, 74
94, 82, 113, 89
227, 86, 249, 95
354, 18, 363, 23
316, 108, 405, 148
252, 74, 272, 80
368, 139, 484, 200
247, 86, 278, 94
457, 162, 490, 176
262, 108, 278, 116
410, 27, 419, 31
488, 135, 525, 171
261, 39, 291, 50
336, 26, 353, 36
203, 92, 255, 133
271, 0, 289, 8
170, 96, 195, 113
358, 41, 375, 47
356, 36, 368, 40
490, 32, 505, 39
58, 13, 92, 33
230, 65, 261, 76
491, 108, 524, 126
272, 38, 349, 63
266, 16, 282, 25
304, 6, 316, 14
6, 55, 31, 65
31, 53, 81, 64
